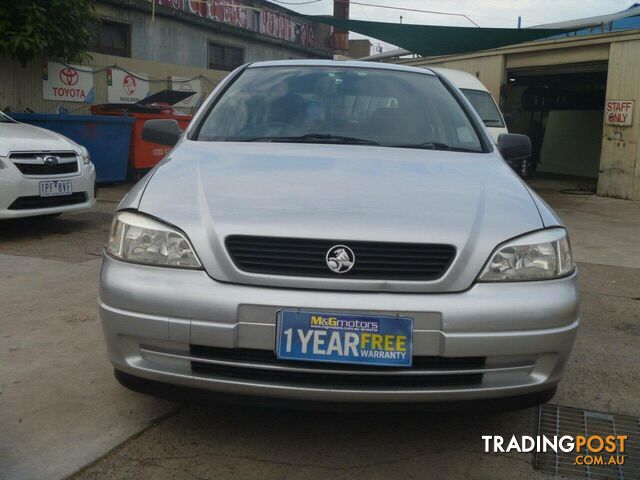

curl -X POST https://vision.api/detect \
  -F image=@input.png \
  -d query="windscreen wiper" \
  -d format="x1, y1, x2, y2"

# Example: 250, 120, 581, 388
390, 142, 480, 153
388, 141, 451, 150
243, 133, 381, 145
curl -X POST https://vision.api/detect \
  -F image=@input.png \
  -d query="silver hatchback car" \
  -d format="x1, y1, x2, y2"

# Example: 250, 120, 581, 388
100, 60, 578, 408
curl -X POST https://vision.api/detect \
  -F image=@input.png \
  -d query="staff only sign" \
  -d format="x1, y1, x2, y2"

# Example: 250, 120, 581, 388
43, 62, 94, 103
107, 69, 149, 104
606, 100, 634, 126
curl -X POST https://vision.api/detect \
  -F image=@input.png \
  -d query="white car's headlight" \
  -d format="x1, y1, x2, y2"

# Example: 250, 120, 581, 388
107, 211, 201, 268
79, 146, 91, 166
478, 228, 574, 282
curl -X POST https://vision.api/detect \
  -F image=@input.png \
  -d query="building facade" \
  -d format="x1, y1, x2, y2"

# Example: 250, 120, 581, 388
0, 0, 333, 114
96, 0, 332, 69
397, 29, 640, 201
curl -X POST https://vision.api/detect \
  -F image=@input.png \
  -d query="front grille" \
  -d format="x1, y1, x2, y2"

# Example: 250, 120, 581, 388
15, 162, 78, 175
8, 193, 87, 210
191, 363, 482, 389
226, 236, 456, 281
190, 345, 484, 390
9, 151, 78, 176
190, 345, 486, 370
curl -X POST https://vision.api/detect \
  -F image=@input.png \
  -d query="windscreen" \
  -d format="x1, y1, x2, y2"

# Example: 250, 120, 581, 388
198, 66, 484, 152
460, 89, 504, 128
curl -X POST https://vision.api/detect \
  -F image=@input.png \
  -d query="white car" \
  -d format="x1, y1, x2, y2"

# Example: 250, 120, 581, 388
0, 112, 96, 219
430, 67, 508, 142
429, 68, 532, 175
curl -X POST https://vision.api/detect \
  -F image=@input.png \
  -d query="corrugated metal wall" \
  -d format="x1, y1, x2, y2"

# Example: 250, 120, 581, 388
96, 2, 324, 68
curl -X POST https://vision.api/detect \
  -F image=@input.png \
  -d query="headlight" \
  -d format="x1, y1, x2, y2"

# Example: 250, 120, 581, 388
107, 211, 201, 268
79, 146, 91, 166
478, 228, 574, 282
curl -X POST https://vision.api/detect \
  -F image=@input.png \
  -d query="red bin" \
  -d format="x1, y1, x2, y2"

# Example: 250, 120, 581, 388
90, 90, 195, 171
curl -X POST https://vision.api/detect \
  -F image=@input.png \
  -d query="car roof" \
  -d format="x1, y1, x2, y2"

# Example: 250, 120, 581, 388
247, 59, 437, 76
427, 67, 489, 92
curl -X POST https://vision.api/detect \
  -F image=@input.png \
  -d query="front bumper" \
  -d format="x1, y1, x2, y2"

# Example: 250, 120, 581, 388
99, 254, 579, 403
0, 160, 96, 219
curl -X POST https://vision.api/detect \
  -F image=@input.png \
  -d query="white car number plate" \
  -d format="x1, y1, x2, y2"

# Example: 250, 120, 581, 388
39, 180, 72, 197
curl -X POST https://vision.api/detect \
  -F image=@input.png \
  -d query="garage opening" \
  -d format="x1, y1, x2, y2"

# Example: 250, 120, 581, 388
503, 64, 608, 187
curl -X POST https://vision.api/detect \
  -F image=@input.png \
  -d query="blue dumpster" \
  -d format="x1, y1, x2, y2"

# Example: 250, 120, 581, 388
8, 113, 135, 183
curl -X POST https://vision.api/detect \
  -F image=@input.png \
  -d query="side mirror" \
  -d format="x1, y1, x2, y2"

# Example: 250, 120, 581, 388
142, 119, 183, 147
497, 133, 531, 162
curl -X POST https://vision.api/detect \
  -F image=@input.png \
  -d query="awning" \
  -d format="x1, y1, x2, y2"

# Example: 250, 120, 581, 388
304, 16, 576, 57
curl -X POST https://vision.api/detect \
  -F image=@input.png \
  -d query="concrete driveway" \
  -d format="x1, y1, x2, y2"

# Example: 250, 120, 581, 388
1, 183, 638, 480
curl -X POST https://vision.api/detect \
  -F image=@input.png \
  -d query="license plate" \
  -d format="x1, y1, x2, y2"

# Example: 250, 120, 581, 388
39, 180, 72, 197
276, 311, 413, 367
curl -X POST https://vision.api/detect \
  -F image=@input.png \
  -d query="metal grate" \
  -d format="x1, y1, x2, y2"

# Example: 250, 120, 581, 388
225, 235, 456, 281
535, 404, 640, 480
